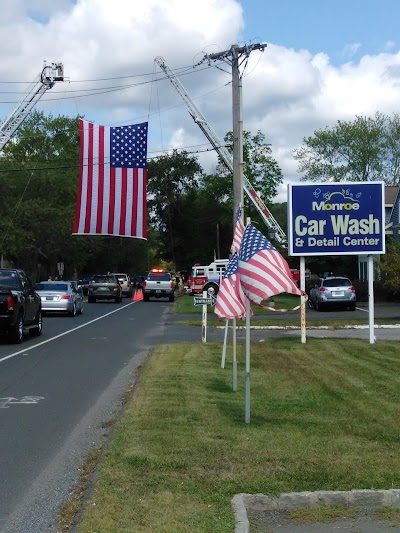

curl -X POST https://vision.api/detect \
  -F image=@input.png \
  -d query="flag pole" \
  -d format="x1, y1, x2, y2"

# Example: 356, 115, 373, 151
232, 318, 238, 391
245, 297, 251, 423
221, 319, 229, 368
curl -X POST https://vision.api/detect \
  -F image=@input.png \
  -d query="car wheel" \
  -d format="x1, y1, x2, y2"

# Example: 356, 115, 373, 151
143, 295, 149, 302
127, 291, 133, 298
30, 310, 42, 337
349, 304, 356, 311
9, 313, 23, 344
204, 283, 219, 296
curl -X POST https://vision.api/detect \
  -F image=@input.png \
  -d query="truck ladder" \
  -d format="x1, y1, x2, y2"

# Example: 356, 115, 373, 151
0, 62, 64, 152
155, 56, 287, 245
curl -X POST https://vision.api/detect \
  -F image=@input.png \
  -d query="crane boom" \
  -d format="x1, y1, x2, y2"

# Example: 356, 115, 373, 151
0, 62, 64, 152
155, 56, 287, 244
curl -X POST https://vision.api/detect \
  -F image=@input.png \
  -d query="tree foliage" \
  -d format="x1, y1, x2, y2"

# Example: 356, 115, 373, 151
294, 112, 400, 184
380, 238, 400, 295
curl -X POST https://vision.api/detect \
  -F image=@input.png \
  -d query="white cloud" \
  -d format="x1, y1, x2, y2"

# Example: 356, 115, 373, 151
2, 0, 400, 207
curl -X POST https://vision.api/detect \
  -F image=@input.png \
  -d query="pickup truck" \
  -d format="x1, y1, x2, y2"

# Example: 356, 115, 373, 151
0, 268, 42, 343
142, 269, 175, 302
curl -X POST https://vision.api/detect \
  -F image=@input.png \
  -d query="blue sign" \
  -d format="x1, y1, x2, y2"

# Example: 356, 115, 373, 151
194, 295, 216, 306
288, 182, 385, 256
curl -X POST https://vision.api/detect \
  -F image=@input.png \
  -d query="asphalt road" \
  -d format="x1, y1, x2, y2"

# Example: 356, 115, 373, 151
0, 296, 181, 533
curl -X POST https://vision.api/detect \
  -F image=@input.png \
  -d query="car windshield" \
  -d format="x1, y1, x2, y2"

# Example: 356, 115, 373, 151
93, 276, 115, 283
323, 278, 351, 287
36, 283, 68, 291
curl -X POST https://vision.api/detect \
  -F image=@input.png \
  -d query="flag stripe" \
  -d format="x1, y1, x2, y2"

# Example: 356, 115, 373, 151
72, 121, 85, 234
96, 125, 105, 233
238, 224, 303, 305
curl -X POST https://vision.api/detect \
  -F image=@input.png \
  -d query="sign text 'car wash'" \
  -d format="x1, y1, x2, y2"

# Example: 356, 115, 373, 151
288, 182, 385, 256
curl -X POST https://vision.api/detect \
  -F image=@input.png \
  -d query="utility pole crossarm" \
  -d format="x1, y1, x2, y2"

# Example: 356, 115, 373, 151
155, 55, 287, 245
0, 62, 64, 153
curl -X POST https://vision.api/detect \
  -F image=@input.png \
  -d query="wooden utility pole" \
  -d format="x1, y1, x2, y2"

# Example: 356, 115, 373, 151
204, 43, 266, 227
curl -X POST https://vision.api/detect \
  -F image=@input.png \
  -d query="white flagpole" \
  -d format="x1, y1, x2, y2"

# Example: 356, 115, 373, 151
232, 317, 237, 391
221, 319, 229, 368
245, 298, 251, 423
300, 256, 306, 344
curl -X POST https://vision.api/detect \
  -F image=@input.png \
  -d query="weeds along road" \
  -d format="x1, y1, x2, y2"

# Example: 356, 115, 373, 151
0, 297, 182, 533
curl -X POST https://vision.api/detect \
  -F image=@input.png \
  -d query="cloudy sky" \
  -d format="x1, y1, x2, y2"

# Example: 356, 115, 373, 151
1, 0, 400, 202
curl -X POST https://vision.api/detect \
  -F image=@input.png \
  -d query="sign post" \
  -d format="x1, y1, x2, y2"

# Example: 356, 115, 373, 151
193, 292, 216, 343
288, 182, 385, 344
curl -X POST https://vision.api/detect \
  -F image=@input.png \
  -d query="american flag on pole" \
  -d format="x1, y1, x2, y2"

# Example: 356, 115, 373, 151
230, 206, 245, 254
72, 119, 148, 239
238, 224, 304, 304
214, 253, 252, 319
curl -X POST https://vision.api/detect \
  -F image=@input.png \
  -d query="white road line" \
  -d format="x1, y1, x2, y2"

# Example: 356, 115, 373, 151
356, 306, 369, 312
0, 300, 137, 364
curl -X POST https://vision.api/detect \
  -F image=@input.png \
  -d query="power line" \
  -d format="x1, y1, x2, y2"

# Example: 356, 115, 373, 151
0, 63, 223, 103
0, 144, 229, 174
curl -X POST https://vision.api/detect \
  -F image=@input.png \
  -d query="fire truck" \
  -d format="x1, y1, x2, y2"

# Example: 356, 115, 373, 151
186, 259, 229, 295
187, 259, 300, 296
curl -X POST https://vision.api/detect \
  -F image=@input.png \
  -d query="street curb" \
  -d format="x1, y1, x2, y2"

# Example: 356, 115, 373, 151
232, 494, 249, 533
232, 489, 400, 533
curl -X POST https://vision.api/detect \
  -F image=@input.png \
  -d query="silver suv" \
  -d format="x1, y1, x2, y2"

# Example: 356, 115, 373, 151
308, 276, 356, 311
110, 273, 133, 298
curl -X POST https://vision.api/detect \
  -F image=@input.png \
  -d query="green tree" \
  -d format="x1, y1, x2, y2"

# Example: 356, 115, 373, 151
380, 238, 400, 296
293, 112, 400, 184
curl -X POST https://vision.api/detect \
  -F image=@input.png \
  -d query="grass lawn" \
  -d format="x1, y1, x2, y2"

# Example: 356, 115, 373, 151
172, 293, 400, 328
74, 338, 400, 533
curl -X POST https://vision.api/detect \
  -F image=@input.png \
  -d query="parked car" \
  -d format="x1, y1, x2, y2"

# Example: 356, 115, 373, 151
308, 276, 356, 311
110, 273, 133, 298
88, 274, 123, 303
36, 280, 84, 316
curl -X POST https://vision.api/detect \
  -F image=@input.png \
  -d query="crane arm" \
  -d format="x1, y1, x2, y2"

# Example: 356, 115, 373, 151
0, 62, 64, 152
155, 56, 287, 244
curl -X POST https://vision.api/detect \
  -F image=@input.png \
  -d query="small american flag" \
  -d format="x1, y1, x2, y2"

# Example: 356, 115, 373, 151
230, 206, 245, 254
238, 224, 303, 304
214, 253, 252, 319
73, 119, 148, 239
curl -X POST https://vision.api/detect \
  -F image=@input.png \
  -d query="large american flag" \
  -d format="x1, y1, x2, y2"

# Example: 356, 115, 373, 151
238, 224, 303, 304
230, 206, 245, 254
214, 253, 252, 319
72, 119, 148, 239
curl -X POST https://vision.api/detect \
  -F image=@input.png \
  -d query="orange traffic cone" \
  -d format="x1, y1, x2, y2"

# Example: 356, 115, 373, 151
132, 289, 143, 302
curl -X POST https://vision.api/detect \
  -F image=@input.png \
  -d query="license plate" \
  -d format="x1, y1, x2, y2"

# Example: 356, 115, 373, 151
332, 291, 344, 297
98, 287, 108, 291
156, 289, 161, 293
45, 296, 54, 301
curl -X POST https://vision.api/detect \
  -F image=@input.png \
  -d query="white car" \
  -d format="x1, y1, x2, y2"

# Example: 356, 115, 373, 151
110, 273, 133, 298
